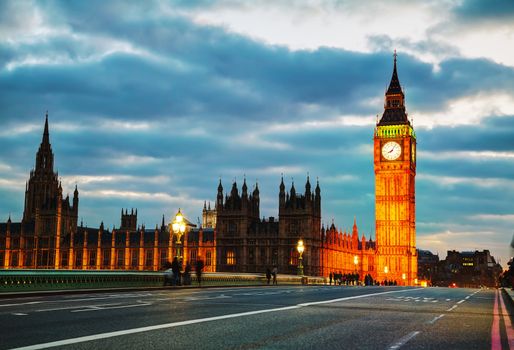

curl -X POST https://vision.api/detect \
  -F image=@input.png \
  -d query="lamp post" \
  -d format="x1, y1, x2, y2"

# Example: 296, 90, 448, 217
171, 208, 186, 262
353, 255, 359, 285
402, 273, 406, 286
384, 265, 389, 285
297, 239, 304, 276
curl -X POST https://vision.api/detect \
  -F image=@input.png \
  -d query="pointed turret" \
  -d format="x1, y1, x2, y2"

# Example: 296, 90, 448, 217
35, 112, 54, 173
242, 177, 248, 198
42, 111, 50, 146
253, 181, 259, 197
386, 51, 403, 96
216, 179, 224, 210
290, 181, 296, 197
279, 176, 286, 208
305, 175, 311, 197
378, 51, 410, 126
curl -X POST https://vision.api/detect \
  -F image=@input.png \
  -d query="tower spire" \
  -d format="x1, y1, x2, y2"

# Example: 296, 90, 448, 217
378, 51, 409, 126
42, 111, 50, 145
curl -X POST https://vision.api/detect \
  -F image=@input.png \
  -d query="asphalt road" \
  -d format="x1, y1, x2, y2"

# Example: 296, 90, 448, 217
0, 285, 512, 349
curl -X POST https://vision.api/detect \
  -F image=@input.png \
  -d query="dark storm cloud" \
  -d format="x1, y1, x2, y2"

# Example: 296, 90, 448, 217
453, 0, 514, 20
2, 2, 514, 129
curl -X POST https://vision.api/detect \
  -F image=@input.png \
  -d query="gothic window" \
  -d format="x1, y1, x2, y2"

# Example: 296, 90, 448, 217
289, 249, 298, 266
11, 251, 19, 267
190, 249, 197, 265
117, 250, 124, 268
272, 249, 278, 266
75, 251, 83, 267
260, 248, 266, 265
249, 247, 254, 265
89, 250, 96, 267
131, 250, 138, 268
160, 249, 167, 268
226, 250, 236, 265
206, 251, 212, 266
229, 222, 237, 234
145, 250, 153, 267
103, 250, 111, 267
25, 251, 33, 267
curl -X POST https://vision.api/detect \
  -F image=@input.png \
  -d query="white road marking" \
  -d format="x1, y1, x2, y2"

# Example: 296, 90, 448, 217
457, 300, 465, 304
447, 305, 458, 312
0, 301, 42, 308
183, 294, 231, 301
71, 303, 152, 313
9, 288, 418, 350
35, 303, 123, 313
427, 314, 445, 324
388, 331, 420, 349
11, 313, 28, 316
446, 299, 451, 301
465, 296, 470, 299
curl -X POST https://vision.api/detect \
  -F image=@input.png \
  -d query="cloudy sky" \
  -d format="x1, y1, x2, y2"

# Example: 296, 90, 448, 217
1, 0, 514, 267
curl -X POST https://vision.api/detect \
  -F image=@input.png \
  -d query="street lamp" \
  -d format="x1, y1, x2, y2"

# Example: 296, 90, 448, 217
384, 265, 389, 285
171, 208, 186, 261
297, 239, 305, 276
402, 273, 406, 286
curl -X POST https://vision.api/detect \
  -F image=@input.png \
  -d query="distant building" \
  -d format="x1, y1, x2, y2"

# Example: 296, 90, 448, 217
434, 250, 502, 287
417, 249, 439, 284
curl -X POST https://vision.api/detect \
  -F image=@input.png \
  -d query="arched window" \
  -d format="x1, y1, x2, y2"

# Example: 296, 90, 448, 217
289, 248, 298, 265
226, 250, 235, 265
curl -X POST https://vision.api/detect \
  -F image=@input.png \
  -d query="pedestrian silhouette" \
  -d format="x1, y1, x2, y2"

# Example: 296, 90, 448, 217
196, 258, 204, 286
266, 268, 271, 285
272, 265, 278, 285
171, 257, 180, 286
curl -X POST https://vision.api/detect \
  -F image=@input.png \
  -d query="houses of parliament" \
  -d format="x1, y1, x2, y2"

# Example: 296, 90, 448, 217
0, 56, 417, 284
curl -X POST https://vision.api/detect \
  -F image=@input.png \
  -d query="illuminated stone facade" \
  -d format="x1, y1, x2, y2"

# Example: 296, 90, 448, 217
373, 53, 418, 285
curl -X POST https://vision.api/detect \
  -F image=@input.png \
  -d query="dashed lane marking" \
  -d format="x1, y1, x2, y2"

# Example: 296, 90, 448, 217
0, 301, 42, 308
427, 314, 445, 324
447, 305, 458, 312
388, 331, 420, 349
11, 313, 28, 316
457, 300, 465, 304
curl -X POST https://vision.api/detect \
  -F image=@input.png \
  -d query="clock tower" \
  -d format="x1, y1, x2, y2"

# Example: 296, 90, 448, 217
374, 52, 417, 285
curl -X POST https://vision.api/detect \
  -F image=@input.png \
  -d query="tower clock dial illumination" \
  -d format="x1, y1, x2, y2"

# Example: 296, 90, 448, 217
382, 141, 401, 160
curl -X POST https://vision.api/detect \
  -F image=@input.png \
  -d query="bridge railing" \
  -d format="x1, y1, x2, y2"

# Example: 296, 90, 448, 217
0, 269, 325, 293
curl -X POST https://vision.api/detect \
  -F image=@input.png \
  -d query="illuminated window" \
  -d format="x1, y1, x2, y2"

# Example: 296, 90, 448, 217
102, 250, 110, 267
206, 251, 212, 266
89, 251, 97, 267
190, 249, 197, 265
145, 250, 153, 267
290, 249, 298, 265
131, 250, 138, 268
226, 250, 236, 265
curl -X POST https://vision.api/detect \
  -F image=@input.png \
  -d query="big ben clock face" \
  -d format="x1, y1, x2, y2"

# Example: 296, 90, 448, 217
382, 141, 401, 160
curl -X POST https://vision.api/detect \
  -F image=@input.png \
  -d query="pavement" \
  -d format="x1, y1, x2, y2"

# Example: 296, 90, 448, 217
1, 285, 513, 349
